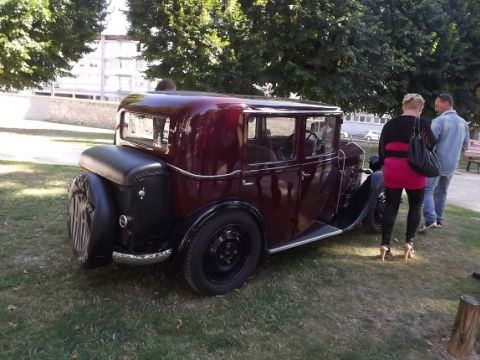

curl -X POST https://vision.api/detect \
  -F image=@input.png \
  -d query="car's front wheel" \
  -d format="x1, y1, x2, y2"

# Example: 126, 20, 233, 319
363, 189, 385, 233
183, 210, 262, 296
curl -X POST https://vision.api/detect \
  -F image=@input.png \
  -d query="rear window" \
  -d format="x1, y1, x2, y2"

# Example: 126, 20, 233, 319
121, 112, 170, 152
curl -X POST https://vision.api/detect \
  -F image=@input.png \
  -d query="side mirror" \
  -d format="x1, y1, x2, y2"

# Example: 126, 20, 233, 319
369, 155, 381, 172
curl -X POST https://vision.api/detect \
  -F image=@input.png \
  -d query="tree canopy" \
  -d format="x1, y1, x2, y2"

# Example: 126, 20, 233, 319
127, 0, 480, 124
0, 0, 107, 89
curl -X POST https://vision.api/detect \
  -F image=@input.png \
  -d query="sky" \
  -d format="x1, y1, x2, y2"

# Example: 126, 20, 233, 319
102, 0, 129, 35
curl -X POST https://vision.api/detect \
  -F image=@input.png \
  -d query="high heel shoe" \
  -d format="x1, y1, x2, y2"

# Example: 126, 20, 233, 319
380, 245, 392, 261
404, 242, 414, 261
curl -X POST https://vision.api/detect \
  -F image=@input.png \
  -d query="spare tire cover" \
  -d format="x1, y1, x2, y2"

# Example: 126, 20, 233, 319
67, 172, 115, 268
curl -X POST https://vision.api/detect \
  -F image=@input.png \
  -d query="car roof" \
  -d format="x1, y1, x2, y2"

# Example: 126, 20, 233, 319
119, 91, 342, 115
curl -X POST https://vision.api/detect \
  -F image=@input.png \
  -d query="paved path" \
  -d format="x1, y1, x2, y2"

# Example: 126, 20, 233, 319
1, 119, 479, 212
447, 170, 480, 212
0, 118, 113, 166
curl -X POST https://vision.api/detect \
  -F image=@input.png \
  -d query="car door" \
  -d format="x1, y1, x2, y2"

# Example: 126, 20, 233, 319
241, 114, 301, 249
297, 115, 342, 232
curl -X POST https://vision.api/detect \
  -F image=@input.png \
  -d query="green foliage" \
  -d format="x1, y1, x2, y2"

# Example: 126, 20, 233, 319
127, 0, 480, 124
0, 0, 107, 89
127, 0, 263, 93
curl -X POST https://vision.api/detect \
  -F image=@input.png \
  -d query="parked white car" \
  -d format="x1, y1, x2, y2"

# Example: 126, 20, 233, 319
364, 130, 381, 141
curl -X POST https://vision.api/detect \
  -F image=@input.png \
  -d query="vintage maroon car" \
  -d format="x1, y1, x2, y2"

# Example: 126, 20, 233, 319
67, 91, 384, 295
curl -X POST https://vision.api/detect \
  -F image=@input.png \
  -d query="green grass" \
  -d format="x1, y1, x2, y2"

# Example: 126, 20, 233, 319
1, 160, 480, 359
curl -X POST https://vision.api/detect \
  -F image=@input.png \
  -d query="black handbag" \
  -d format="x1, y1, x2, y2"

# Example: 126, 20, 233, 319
408, 117, 440, 177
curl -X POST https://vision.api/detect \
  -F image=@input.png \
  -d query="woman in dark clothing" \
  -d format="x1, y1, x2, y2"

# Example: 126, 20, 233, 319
378, 93, 436, 261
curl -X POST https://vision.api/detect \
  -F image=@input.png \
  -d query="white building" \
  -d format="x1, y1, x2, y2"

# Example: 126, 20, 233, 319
36, 1, 156, 101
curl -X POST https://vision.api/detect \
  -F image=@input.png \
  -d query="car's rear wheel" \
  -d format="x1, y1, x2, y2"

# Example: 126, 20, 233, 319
363, 189, 385, 233
183, 210, 261, 296
67, 172, 115, 268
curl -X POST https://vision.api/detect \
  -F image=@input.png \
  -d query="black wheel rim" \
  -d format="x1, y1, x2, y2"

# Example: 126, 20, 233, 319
374, 191, 386, 226
69, 191, 94, 256
203, 225, 250, 284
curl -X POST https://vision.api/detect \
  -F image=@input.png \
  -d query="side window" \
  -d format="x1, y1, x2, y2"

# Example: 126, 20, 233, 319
246, 115, 296, 164
247, 117, 257, 140
305, 116, 337, 157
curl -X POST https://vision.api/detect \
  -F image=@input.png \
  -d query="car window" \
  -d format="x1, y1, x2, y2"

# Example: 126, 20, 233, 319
305, 116, 336, 157
121, 112, 170, 152
246, 115, 296, 164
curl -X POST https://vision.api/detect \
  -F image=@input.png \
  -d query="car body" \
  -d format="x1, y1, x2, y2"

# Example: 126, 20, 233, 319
363, 130, 381, 141
67, 91, 384, 295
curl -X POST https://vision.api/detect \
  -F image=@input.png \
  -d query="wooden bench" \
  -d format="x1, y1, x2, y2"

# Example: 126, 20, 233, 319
465, 140, 480, 172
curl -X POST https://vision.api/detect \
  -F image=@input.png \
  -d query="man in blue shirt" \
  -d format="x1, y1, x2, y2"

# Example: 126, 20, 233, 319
419, 94, 470, 232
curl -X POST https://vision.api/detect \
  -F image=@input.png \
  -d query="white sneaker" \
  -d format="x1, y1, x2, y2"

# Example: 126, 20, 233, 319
418, 221, 437, 233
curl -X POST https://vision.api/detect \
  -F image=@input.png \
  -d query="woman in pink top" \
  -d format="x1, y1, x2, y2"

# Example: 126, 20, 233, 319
378, 94, 436, 261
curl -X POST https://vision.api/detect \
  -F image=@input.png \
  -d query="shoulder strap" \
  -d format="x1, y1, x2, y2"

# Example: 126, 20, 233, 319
413, 116, 420, 137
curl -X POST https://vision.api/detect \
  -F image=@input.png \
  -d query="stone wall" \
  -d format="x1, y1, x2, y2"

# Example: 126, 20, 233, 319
0, 93, 118, 129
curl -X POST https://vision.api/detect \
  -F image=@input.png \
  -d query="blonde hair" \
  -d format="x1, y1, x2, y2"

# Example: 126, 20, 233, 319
402, 93, 425, 111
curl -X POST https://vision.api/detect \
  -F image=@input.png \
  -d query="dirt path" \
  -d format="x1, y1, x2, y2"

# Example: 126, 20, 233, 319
0, 118, 113, 166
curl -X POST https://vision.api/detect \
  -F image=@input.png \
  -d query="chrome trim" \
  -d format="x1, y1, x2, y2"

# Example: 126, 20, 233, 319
166, 163, 241, 180
244, 109, 342, 115
302, 156, 338, 165
247, 158, 297, 166
268, 229, 343, 254
355, 141, 366, 170
112, 249, 172, 265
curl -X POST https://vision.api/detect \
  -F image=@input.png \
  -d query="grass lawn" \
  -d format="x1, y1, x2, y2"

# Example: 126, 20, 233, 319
1, 160, 480, 359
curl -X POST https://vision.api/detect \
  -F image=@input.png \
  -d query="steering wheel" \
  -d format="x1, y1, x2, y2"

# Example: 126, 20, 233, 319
277, 133, 295, 160
305, 130, 324, 155
306, 130, 321, 143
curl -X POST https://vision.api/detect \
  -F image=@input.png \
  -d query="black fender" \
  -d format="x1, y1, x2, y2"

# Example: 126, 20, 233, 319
165, 200, 266, 272
332, 170, 384, 232
353, 170, 384, 229
179, 201, 266, 253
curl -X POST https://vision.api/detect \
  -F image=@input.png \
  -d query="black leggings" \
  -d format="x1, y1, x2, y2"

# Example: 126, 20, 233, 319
381, 187, 424, 247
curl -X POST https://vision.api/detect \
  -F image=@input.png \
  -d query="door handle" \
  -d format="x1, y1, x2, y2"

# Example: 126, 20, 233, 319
242, 179, 254, 186
301, 171, 311, 178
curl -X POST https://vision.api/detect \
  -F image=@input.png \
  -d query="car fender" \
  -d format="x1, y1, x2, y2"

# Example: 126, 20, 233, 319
337, 170, 384, 232
175, 201, 266, 256
360, 170, 384, 221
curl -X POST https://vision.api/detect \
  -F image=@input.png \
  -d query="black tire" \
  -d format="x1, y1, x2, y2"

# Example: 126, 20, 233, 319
67, 172, 115, 269
363, 189, 385, 233
183, 210, 262, 296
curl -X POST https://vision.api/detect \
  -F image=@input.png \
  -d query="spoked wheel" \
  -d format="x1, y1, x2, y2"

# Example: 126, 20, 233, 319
363, 188, 385, 233
67, 172, 115, 268
184, 210, 261, 295
68, 189, 94, 263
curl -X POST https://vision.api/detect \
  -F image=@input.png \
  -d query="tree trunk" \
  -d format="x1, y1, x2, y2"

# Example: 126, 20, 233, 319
448, 295, 480, 359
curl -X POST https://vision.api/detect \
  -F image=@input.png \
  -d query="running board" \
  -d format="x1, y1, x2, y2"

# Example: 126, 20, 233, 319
268, 222, 343, 254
